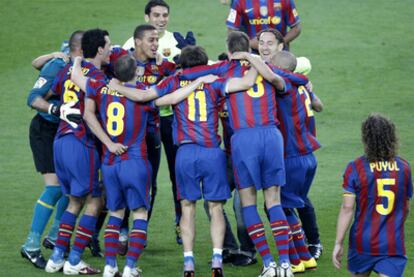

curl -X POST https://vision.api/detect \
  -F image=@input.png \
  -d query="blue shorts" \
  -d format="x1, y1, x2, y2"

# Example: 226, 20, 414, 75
231, 126, 285, 190
348, 249, 407, 277
281, 153, 317, 208
101, 158, 152, 211
53, 134, 101, 197
175, 144, 231, 201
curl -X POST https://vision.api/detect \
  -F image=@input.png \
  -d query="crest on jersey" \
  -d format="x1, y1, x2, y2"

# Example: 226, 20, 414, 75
162, 48, 171, 57
136, 66, 145, 76
33, 77, 47, 89
151, 65, 159, 73
260, 6, 268, 16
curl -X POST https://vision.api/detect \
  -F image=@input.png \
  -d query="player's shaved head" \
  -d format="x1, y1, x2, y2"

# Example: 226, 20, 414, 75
179, 46, 208, 69
272, 51, 297, 72
134, 24, 157, 40
227, 31, 250, 53
69, 30, 84, 53
114, 55, 137, 82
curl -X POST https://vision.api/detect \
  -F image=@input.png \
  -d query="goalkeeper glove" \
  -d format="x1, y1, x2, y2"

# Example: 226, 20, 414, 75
48, 101, 82, 128
173, 31, 196, 49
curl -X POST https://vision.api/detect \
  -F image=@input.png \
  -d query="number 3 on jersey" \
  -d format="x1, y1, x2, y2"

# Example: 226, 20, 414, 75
376, 178, 395, 215
106, 102, 125, 136
246, 75, 264, 98
63, 80, 80, 103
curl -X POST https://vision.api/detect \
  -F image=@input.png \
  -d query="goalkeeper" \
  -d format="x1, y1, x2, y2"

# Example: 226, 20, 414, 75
21, 30, 82, 269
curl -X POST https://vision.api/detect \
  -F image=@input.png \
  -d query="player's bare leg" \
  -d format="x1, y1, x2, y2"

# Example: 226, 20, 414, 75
352, 272, 371, 277
103, 209, 125, 277
208, 201, 225, 276
180, 200, 196, 275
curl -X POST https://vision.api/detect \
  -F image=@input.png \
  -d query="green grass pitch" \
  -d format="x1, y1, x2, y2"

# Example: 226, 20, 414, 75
0, 0, 413, 276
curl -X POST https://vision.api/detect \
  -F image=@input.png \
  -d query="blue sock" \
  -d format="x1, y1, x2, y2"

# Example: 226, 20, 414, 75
24, 185, 62, 250
51, 211, 77, 262
105, 216, 123, 267
48, 195, 68, 240
69, 214, 97, 265
242, 205, 274, 267
126, 219, 148, 269
268, 205, 290, 265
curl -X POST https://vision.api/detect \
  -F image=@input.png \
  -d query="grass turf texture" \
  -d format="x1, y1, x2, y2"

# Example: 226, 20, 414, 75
1, 0, 413, 276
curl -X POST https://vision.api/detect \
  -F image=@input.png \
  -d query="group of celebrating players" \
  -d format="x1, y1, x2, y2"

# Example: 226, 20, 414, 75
22, 0, 412, 277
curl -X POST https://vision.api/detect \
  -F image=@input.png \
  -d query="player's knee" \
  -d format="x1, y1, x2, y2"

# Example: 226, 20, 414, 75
110, 209, 125, 219
67, 196, 84, 214
84, 196, 102, 216
131, 207, 148, 220
208, 201, 224, 213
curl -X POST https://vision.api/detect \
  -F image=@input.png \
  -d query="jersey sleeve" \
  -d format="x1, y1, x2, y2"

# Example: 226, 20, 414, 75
226, 0, 243, 30
159, 59, 177, 76
270, 65, 309, 86
283, 0, 300, 28
27, 59, 66, 107
181, 62, 227, 80
407, 165, 413, 199
210, 78, 227, 99
342, 162, 357, 194
86, 78, 106, 101
154, 75, 180, 97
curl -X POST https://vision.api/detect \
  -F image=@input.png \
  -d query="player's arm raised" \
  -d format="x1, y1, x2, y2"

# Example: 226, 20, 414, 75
231, 52, 285, 91
107, 79, 159, 102
332, 193, 355, 269
32, 52, 69, 70
83, 98, 127, 156
224, 67, 258, 93
155, 75, 218, 106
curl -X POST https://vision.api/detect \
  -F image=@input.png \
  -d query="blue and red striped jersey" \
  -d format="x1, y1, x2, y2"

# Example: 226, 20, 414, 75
342, 156, 413, 256
86, 78, 155, 165
226, 0, 300, 38
181, 60, 282, 131
103, 47, 129, 79
52, 59, 106, 147
276, 73, 321, 157
132, 55, 176, 134
155, 74, 226, 147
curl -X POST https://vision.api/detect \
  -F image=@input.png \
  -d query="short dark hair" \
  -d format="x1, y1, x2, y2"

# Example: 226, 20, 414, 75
227, 31, 250, 53
258, 28, 285, 45
362, 113, 398, 162
69, 30, 84, 53
178, 46, 209, 69
133, 24, 157, 40
273, 51, 297, 72
81, 29, 109, 59
145, 0, 170, 15
114, 55, 137, 82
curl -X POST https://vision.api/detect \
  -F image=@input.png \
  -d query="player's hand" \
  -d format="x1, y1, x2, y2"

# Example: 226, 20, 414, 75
73, 56, 83, 67
174, 31, 196, 49
107, 142, 128, 156
49, 101, 82, 129
305, 81, 313, 92
108, 78, 122, 90
156, 53, 163, 66
198, 74, 218, 84
230, 51, 249, 60
52, 52, 69, 63
332, 243, 343, 269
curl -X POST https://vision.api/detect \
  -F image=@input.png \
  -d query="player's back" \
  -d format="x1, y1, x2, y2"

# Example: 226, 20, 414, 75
86, 79, 151, 165
276, 78, 320, 157
343, 156, 412, 256
52, 60, 105, 147
156, 74, 225, 147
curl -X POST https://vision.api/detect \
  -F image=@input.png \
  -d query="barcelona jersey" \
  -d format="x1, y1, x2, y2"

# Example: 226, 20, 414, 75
276, 72, 320, 157
342, 156, 413, 256
226, 0, 300, 38
52, 59, 106, 147
86, 79, 163, 165
155, 74, 226, 147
